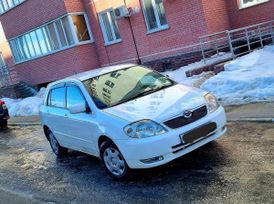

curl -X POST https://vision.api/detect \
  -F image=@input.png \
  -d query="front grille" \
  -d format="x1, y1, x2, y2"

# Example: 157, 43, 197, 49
164, 105, 208, 129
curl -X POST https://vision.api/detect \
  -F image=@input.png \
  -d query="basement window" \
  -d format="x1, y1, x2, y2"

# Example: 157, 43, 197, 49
142, 0, 168, 33
240, 0, 270, 8
9, 13, 93, 64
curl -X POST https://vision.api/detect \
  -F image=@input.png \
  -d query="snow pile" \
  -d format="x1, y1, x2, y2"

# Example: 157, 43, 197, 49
1, 88, 46, 117
201, 46, 274, 105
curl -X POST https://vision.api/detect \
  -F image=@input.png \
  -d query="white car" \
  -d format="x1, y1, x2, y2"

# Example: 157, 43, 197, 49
40, 64, 227, 180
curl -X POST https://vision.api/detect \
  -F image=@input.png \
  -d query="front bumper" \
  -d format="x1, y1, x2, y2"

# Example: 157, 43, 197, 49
115, 106, 227, 169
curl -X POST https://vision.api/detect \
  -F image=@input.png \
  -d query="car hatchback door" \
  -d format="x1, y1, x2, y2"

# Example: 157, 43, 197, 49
65, 84, 97, 155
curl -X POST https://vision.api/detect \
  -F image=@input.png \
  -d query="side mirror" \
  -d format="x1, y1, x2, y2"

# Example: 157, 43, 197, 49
68, 103, 86, 114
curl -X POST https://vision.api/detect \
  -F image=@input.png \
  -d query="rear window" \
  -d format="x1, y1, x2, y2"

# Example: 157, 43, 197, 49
48, 87, 66, 108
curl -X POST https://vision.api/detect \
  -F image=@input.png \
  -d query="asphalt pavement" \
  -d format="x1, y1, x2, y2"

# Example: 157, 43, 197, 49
0, 122, 273, 203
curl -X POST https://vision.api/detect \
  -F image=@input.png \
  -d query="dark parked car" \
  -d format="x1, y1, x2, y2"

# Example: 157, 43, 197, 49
0, 100, 9, 129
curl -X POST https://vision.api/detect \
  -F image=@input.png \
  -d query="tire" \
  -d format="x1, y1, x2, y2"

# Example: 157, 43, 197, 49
46, 129, 67, 157
0, 120, 7, 129
100, 140, 130, 180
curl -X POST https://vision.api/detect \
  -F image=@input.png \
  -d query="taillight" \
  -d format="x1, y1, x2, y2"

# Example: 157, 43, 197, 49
0, 100, 4, 105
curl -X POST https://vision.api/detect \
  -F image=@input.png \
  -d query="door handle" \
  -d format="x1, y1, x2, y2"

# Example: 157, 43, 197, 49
64, 114, 68, 117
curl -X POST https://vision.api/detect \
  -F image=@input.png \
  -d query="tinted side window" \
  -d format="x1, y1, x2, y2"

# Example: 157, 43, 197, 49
67, 86, 86, 108
50, 87, 66, 108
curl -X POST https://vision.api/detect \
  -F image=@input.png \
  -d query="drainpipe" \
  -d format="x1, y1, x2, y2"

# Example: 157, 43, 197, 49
123, 0, 141, 64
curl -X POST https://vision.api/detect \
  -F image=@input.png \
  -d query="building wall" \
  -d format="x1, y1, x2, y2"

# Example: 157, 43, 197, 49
14, 44, 99, 85
0, 0, 99, 85
0, 0, 67, 39
83, 0, 209, 65
227, 0, 274, 29
1, 0, 274, 86
83, 0, 140, 66
201, 0, 231, 33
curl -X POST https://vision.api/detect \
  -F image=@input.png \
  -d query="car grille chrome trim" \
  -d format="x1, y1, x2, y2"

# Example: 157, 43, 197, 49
164, 105, 208, 129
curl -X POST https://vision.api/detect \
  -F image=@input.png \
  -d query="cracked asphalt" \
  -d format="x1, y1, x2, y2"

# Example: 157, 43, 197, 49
0, 122, 273, 204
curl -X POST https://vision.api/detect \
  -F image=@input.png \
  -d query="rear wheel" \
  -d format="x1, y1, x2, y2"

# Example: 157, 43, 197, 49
47, 129, 67, 157
100, 140, 130, 180
0, 120, 7, 129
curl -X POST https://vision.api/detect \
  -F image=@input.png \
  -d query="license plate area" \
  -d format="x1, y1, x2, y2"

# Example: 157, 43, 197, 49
180, 122, 217, 144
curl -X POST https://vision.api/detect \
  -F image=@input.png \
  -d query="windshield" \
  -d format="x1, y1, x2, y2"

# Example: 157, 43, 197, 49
83, 66, 175, 109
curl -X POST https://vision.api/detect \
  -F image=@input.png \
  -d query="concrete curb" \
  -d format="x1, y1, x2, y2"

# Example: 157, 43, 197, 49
228, 118, 274, 123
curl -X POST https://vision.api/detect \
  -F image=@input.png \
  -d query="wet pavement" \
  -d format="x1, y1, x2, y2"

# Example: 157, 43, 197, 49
0, 123, 273, 204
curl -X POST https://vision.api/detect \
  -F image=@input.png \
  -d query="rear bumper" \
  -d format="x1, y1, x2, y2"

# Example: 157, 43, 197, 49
115, 106, 227, 169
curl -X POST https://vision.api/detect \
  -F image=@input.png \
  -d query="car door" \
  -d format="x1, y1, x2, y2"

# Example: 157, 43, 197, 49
45, 86, 70, 147
65, 84, 97, 155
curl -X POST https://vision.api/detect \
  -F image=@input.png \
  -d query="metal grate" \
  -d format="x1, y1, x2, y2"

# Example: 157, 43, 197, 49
164, 105, 208, 129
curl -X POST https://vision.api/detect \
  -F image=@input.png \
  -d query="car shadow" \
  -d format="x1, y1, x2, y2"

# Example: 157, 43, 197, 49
127, 141, 228, 182
53, 140, 228, 185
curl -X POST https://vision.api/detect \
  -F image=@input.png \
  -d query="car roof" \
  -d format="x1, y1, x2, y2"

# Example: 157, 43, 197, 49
47, 63, 136, 88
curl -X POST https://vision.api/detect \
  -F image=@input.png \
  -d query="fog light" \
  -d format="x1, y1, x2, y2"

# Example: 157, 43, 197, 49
140, 156, 164, 164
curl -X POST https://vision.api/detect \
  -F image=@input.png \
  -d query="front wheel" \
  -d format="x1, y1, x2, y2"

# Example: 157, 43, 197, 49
47, 129, 67, 157
100, 140, 130, 180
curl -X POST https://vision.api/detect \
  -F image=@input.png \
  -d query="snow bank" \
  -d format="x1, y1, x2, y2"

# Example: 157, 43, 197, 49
1, 88, 46, 117
201, 46, 274, 105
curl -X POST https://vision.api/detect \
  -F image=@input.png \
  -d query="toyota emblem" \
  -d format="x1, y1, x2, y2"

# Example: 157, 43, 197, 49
183, 110, 192, 118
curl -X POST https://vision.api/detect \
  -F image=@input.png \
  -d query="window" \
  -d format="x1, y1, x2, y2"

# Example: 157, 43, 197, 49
142, 0, 168, 32
71, 15, 91, 42
0, 52, 9, 75
99, 10, 121, 45
49, 87, 66, 108
0, 0, 25, 15
67, 86, 86, 108
9, 13, 93, 63
240, 0, 270, 8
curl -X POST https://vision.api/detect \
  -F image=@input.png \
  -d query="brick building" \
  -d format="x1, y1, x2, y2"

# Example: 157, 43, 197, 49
0, 0, 273, 86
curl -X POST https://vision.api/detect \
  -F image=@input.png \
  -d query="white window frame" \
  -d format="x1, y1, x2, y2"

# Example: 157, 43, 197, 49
98, 9, 122, 46
8, 12, 94, 64
240, 0, 270, 9
0, 0, 26, 15
141, 0, 169, 34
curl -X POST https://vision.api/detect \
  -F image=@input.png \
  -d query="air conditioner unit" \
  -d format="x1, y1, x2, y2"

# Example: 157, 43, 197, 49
114, 6, 130, 19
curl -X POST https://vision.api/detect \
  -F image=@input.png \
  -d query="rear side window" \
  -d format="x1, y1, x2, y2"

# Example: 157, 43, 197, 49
67, 86, 86, 108
48, 87, 66, 108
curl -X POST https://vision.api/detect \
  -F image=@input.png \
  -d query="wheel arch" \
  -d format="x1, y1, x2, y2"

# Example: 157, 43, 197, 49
98, 135, 114, 149
43, 125, 50, 140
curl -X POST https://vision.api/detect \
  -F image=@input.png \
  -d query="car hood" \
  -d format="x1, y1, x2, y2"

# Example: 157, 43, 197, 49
103, 84, 207, 123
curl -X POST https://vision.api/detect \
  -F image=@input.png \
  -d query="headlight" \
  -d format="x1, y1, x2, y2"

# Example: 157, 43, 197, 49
124, 120, 167, 138
204, 93, 220, 113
